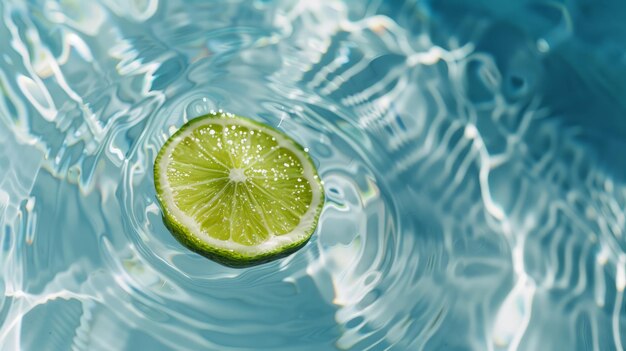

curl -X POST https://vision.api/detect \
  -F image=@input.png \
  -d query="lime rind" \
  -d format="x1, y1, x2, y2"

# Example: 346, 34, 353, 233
154, 112, 324, 267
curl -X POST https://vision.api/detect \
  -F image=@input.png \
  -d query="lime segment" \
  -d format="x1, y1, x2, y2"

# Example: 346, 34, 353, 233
154, 112, 324, 267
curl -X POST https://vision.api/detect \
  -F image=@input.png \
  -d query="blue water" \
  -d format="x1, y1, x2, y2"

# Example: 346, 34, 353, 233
1, 0, 625, 350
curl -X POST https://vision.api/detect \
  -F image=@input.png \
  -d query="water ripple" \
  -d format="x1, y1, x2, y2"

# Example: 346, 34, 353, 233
0, 0, 625, 350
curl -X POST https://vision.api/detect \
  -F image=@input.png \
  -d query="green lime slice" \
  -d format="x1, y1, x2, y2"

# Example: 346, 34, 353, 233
154, 112, 324, 267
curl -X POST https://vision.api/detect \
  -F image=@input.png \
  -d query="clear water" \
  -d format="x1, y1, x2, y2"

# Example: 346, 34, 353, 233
1, 0, 625, 350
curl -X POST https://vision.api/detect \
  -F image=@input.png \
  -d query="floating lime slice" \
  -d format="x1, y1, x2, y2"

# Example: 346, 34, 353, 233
154, 112, 324, 267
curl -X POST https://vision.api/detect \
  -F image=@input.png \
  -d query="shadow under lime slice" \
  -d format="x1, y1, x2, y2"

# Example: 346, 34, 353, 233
154, 112, 324, 267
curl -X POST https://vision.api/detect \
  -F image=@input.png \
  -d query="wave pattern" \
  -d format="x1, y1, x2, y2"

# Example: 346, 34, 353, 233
0, 0, 625, 350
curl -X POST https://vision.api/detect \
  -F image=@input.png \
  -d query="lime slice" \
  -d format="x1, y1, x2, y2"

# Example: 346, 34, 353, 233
154, 112, 324, 267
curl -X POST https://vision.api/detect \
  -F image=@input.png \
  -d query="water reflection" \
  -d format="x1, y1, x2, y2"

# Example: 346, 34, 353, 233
0, 0, 624, 350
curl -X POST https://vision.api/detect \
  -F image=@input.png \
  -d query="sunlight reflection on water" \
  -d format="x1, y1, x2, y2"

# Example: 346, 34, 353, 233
0, 0, 625, 350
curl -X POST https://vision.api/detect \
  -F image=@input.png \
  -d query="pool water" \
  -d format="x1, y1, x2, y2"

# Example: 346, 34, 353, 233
1, 0, 625, 350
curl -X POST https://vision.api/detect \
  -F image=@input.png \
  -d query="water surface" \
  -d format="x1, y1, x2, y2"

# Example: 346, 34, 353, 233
1, 0, 625, 350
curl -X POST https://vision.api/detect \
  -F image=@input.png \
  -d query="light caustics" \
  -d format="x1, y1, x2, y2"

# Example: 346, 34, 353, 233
0, 0, 624, 350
